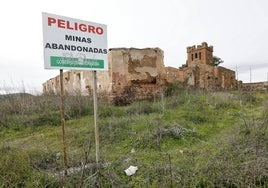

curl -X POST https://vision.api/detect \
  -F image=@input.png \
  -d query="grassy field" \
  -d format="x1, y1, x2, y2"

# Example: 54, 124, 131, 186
0, 85, 268, 187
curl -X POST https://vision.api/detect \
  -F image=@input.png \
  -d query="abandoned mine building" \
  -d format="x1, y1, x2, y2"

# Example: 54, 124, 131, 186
166, 42, 236, 90
43, 42, 237, 103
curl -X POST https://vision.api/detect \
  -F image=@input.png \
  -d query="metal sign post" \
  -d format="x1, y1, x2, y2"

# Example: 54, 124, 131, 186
93, 70, 100, 167
60, 69, 68, 175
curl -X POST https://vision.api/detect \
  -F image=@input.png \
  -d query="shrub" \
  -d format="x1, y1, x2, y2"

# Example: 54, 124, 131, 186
134, 121, 195, 150
65, 95, 94, 118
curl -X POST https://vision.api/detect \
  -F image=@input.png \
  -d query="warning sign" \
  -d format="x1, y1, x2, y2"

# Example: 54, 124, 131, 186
42, 12, 108, 70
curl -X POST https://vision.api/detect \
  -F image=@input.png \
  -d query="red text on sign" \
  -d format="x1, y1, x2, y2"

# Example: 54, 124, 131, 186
47, 17, 104, 35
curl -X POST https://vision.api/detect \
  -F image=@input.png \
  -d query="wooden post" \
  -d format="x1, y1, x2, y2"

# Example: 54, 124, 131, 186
60, 69, 68, 176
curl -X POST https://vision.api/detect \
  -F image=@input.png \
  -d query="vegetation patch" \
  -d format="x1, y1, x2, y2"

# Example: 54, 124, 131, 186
0, 85, 267, 187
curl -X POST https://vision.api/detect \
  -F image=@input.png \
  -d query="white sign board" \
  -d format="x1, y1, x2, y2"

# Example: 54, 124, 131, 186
42, 12, 108, 70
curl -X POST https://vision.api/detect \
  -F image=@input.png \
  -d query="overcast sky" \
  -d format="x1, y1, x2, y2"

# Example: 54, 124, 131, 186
1, 0, 268, 94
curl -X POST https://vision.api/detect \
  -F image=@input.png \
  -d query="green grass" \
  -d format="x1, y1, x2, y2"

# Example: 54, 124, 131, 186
0, 87, 268, 187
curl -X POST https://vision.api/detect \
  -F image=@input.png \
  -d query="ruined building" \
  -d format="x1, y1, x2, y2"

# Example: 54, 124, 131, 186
43, 42, 237, 103
43, 48, 167, 103
166, 42, 236, 90
243, 81, 268, 91
109, 48, 167, 103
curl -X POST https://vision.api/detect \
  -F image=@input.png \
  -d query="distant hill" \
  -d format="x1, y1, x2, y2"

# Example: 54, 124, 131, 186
0, 93, 34, 100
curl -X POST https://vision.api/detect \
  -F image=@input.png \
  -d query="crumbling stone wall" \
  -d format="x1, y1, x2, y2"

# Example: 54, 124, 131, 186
166, 66, 184, 83
109, 48, 167, 104
43, 70, 111, 96
183, 63, 215, 89
214, 66, 236, 90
